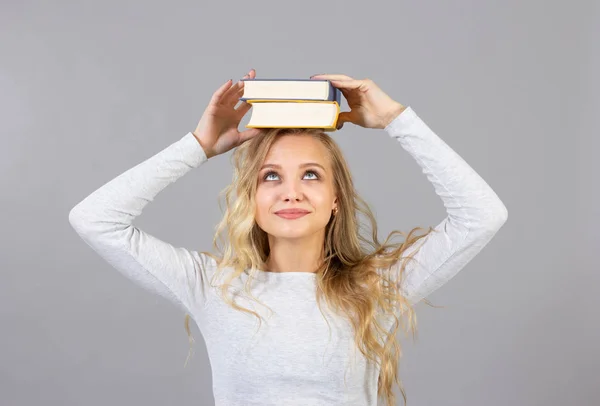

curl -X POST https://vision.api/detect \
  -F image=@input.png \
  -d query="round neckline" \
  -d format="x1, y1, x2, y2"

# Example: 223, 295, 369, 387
246, 268, 318, 278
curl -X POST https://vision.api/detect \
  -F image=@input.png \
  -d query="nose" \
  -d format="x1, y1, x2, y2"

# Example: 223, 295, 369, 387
282, 178, 303, 201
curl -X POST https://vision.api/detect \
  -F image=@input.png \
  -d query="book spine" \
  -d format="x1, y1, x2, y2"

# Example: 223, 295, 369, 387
330, 81, 341, 105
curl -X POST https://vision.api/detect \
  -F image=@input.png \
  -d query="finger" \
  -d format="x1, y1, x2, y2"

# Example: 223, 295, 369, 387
222, 79, 245, 106
210, 79, 233, 105
328, 79, 364, 90
223, 70, 254, 106
235, 99, 253, 119
336, 111, 354, 129
310, 74, 354, 81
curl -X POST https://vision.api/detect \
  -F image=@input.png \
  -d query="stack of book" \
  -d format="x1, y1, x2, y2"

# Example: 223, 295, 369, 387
239, 78, 342, 131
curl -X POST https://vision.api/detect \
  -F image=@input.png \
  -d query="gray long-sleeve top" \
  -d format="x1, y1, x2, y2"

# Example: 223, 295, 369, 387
68, 106, 508, 405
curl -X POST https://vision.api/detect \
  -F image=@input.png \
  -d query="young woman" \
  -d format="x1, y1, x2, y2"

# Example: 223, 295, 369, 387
69, 69, 507, 406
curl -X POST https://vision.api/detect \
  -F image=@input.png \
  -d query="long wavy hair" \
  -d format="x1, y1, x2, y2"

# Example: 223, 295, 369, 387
185, 127, 438, 406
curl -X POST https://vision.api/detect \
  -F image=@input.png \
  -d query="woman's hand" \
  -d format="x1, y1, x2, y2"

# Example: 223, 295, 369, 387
310, 74, 407, 130
193, 69, 263, 159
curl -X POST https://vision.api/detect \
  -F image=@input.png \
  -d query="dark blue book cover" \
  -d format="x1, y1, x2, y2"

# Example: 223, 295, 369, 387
239, 78, 342, 105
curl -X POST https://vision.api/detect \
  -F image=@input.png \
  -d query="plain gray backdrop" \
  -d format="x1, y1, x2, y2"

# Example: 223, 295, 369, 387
1, 0, 597, 405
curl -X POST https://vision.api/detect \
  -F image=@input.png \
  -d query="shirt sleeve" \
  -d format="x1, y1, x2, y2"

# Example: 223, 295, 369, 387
381, 106, 508, 306
68, 132, 216, 315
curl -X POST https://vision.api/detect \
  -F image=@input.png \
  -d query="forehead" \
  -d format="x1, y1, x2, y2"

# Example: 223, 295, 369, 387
264, 135, 328, 164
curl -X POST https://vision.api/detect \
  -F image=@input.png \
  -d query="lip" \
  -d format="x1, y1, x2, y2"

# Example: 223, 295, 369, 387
275, 209, 311, 214
275, 212, 310, 219
274, 209, 311, 219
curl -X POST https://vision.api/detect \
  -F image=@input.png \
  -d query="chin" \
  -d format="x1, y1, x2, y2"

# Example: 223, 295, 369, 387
263, 222, 314, 238
267, 229, 311, 239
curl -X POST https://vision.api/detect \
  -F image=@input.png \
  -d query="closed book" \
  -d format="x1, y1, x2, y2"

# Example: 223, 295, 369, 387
239, 78, 342, 105
243, 99, 340, 131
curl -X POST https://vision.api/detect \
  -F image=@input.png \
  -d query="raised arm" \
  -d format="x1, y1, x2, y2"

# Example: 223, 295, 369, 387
68, 69, 263, 315
309, 73, 508, 306
68, 132, 216, 315
383, 107, 508, 306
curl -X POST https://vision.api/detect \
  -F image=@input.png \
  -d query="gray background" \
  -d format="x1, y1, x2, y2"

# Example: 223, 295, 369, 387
1, 0, 597, 405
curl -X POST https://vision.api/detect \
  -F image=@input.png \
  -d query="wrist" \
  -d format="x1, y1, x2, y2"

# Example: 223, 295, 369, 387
381, 102, 407, 128
193, 132, 214, 159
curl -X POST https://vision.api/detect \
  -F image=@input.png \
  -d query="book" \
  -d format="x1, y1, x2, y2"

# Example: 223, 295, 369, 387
240, 78, 341, 103
239, 78, 342, 131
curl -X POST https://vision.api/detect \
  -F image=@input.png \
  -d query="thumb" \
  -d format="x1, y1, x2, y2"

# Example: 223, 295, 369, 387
336, 111, 353, 129
238, 127, 263, 144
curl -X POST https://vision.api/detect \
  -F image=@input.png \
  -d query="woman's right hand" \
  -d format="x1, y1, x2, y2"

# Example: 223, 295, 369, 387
193, 69, 263, 159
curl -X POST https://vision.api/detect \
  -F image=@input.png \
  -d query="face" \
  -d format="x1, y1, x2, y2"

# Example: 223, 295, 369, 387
254, 134, 338, 240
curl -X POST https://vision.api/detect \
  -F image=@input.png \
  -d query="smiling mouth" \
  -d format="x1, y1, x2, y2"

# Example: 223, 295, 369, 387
275, 212, 310, 219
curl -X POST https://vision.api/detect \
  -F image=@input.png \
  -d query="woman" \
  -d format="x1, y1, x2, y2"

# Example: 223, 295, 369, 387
69, 69, 507, 406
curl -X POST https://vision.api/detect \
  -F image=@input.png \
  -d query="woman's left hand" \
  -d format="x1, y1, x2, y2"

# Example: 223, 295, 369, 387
310, 74, 406, 130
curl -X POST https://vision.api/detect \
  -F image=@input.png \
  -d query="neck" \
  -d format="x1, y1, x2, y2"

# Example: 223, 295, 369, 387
264, 231, 325, 273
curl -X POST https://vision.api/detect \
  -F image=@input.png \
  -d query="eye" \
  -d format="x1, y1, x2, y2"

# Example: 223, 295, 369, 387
263, 170, 320, 181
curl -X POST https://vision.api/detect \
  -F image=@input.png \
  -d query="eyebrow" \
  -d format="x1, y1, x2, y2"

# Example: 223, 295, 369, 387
260, 163, 326, 171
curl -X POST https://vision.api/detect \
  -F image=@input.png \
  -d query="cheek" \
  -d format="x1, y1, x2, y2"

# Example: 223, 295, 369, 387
255, 188, 271, 203
254, 190, 273, 218
313, 185, 335, 204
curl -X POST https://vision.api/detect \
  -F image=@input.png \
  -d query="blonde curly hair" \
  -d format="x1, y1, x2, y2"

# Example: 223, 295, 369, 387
186, 127, 438, 406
